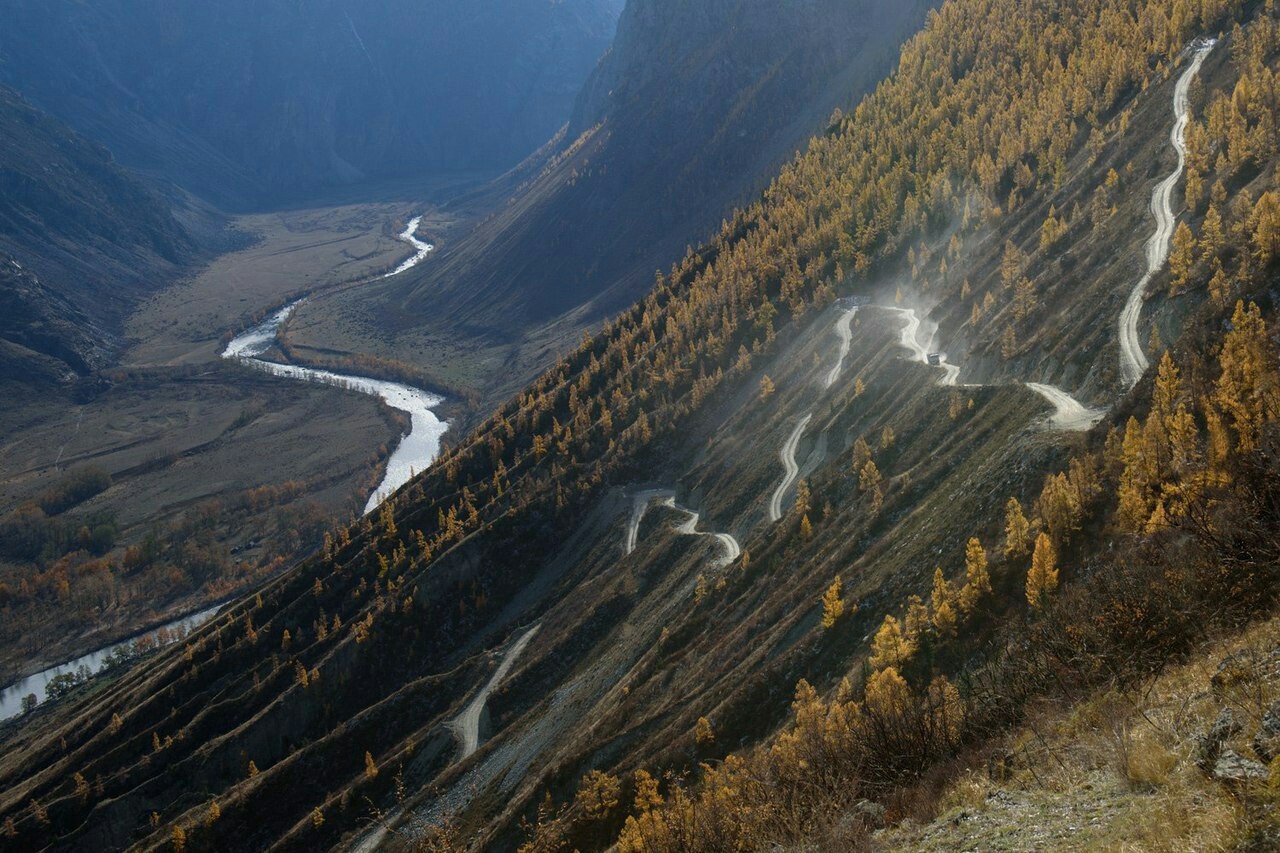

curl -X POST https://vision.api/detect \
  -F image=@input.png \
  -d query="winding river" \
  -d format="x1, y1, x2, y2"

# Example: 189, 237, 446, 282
223, 217, 449, 516
0, 604, 221, 722
1, 218, 446, 725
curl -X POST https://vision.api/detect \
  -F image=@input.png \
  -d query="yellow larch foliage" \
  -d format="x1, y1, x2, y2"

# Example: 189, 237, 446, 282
959, 537, 991, 613
869, 614, 915, 671
1026, 532, 1060, 609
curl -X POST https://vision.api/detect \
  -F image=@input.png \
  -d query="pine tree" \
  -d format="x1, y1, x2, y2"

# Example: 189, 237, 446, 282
959, 537, 991, 613
1026, 532, 1059, 609
821, 577, 846, 629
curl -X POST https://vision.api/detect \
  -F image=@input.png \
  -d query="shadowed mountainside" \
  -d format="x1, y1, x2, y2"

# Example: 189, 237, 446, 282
0, 0, 623, 208
0, 85, 193, 380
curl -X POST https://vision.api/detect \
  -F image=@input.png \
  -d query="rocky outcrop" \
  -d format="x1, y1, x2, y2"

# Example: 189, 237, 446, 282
1253, 700, 1280, 764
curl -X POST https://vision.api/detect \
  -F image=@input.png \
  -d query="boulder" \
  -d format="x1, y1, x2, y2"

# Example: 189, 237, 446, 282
1212, 749, 1269, 784
1195, 707, 1242, 770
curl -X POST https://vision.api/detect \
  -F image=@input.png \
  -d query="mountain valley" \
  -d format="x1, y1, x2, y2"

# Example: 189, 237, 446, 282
2, 1, 1280, 852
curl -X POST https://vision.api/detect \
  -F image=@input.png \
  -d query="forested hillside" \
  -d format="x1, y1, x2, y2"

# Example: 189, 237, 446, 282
3, 0, 1280, 850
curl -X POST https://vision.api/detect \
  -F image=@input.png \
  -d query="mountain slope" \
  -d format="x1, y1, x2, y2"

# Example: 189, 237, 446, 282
0, 0, 622, 207
3, 1, 1280, 851
348, 0, 936, 400
0, 84, 193, 380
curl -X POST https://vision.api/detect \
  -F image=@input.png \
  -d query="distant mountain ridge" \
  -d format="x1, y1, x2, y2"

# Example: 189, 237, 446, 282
0, 0, 623, 208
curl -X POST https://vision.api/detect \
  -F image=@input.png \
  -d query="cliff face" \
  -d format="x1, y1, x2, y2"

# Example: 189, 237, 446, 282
0, 0, 622, 207
0, 85, 193, 377
399, 0, 936, 375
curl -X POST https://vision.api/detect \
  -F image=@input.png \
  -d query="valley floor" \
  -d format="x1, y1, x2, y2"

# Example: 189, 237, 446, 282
0, 191, 471, 686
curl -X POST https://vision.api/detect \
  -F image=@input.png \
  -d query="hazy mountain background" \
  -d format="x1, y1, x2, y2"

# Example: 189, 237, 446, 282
0, 0, 624, 207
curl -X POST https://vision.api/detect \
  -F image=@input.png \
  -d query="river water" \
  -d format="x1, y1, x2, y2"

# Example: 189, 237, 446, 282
0, 216, 447, 723
0, 604, 222, 722
222, 216, 449, 515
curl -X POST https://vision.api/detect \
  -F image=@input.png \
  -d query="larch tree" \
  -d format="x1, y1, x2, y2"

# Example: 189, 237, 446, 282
759, 374, 776, 400
1025, 532, 1059, 609
859, 459, 883, 497
1003, 497, 1032, 558
1208, 260, 1231, 308
695, 716, 715, 745
633, 769, 663, 814
1252, 191, 1280, 265
1200, 203, 1224, 258
821, 577, 846, 629
576, 770, 621, 821
869, 614, 915, 670
864, 666, 912, 720
852, 435, 873, 473
1168, 221, 1196, 295
959, 537, 991, 613
1214, 301, 1279, 453
931, 567, 959, 638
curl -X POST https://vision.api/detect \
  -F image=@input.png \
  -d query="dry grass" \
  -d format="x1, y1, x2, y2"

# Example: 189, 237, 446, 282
879, 615, 1280, 851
